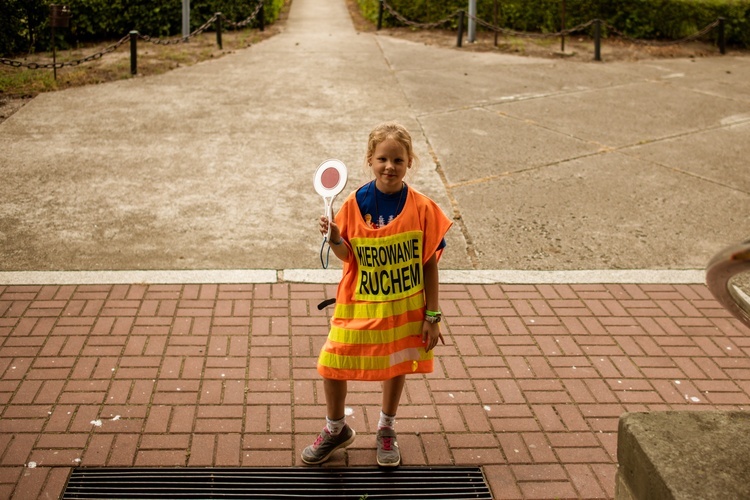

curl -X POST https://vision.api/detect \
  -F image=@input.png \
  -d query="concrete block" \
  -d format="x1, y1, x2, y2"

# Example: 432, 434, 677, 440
616, 411, 750, 500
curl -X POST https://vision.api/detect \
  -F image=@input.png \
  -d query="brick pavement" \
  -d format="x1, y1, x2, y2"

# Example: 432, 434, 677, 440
1, 281, 749, 499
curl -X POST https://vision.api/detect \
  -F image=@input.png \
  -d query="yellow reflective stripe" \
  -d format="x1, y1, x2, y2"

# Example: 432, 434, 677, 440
319, 351, 391, 371
319, 348, 433, 372
334, 292, 424, 320
328, 321, 421, 345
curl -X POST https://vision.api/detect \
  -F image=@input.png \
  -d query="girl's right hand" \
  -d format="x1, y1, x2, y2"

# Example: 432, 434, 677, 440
319, 216, 341, 242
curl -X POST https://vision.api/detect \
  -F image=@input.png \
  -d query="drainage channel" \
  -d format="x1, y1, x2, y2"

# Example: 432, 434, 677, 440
62, 466, 493, 499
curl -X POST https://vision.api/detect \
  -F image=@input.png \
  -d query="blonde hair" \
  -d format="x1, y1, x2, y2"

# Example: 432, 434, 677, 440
364, 121, 420, 171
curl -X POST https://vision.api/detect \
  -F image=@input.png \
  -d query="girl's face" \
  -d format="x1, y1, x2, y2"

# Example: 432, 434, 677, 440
369, 138, 411, 194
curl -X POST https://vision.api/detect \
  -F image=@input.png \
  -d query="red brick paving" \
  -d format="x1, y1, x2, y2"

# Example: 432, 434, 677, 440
1, 282, 748, 499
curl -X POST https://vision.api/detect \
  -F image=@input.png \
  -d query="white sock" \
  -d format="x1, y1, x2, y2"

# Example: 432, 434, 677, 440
378, 411, 396, 430
326, 416, 346, 436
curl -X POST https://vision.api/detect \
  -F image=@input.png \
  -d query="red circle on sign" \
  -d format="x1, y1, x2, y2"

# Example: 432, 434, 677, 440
321, 168, 340, 189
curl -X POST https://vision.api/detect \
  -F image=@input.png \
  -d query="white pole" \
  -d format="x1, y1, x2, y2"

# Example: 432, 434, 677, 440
182, 0, 190, 38
468, 0, 476, 43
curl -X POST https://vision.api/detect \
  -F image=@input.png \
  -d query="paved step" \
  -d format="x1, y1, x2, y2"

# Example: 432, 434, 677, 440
1, 281, 747, 498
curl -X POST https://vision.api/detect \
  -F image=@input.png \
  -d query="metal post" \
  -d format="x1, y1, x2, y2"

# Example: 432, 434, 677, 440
216, 12, 223, 49
457, 10, 465, 47
593, 19, 601, 61
468, 0, 476, 43
49, 5, 71, 80
493, 0, 498, 47
52, 26, 57, 80
130, 31, 138, 75
259, 1, 265, 32
377, 0, 384, 30
182, 0, 190, 39
561, 0, 566, 52
718, 17, 726, 55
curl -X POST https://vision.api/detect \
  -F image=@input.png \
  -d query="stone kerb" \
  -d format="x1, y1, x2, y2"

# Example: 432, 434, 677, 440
615, 411, 750, 500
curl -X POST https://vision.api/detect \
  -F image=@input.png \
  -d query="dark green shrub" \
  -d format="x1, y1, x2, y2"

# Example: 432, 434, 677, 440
0, 0, 25, 56
1, 0, 50, 56
2, 0, 286, 57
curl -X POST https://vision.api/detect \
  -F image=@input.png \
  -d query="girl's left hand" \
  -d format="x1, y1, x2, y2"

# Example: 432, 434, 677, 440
422, 321, 445, 352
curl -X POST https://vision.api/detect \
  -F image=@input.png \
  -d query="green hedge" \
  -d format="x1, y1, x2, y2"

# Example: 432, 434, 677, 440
1, 0, 285, 57
360, 0, 750, 47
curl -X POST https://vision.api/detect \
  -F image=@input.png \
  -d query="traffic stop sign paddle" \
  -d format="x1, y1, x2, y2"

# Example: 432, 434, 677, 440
313, 159, 348, 270
313, 159, 348, 241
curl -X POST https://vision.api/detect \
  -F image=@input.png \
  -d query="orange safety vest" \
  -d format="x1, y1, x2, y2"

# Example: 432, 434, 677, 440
317, 184, 453, 381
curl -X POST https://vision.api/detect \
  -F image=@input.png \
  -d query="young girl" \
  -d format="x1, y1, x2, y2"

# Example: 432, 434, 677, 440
302, 122, 453, 467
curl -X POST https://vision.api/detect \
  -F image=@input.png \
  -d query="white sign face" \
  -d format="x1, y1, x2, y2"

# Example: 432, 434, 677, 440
313, 159, 348, 239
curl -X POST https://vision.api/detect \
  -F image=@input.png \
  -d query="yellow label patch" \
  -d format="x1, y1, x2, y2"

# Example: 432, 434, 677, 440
352, 231, 423, 302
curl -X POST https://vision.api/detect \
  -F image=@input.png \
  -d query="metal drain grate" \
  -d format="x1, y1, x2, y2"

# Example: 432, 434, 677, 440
63, 466, 492, 499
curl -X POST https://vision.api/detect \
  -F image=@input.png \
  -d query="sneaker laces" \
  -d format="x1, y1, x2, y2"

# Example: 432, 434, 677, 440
381, 437, 393, 451
312, 429, 329, 449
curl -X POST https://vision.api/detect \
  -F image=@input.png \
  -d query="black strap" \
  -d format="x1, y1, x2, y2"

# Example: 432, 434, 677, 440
317, 298, 336, 310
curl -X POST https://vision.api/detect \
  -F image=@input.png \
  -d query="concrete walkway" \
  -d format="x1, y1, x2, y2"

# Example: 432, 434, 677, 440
1, 0, 749, 498
0, 0, 748, 272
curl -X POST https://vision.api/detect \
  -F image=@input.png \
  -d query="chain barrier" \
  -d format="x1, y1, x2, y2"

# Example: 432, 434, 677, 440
470, 13, 596, 40
0, 1, 263, 70
381, 1, 460, 30
602, 19, 721, 47
0, 2, 724, 70
382, 0, 722, 48
223, 0, 264, 30
139, 14, 219, 45
1, 34, 130, 70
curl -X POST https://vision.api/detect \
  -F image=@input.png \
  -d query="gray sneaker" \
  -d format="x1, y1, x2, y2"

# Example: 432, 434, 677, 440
376, 428, 401, 467
301, 425, 356, 465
